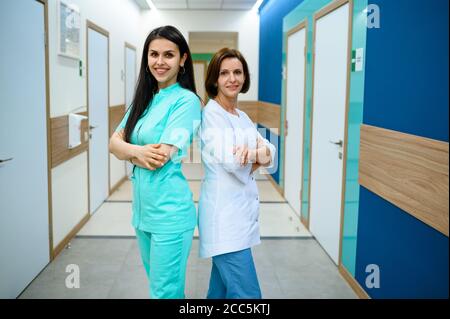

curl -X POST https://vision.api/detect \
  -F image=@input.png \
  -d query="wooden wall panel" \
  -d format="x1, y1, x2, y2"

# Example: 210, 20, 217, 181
359, 124, 449, 236
238, 101, 259, 123
258, 101, 281, 134
109, 104, 126, 137
50, 113, 88, 168
51, 106, 125, 169
236, 101, 280, 134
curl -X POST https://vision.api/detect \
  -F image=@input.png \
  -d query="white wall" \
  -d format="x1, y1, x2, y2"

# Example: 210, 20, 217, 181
110, 154, 126, 189
52, 153, 88, 246
47, 0, 141, 249
139, 9, 260, 101
48, 0, 142, 117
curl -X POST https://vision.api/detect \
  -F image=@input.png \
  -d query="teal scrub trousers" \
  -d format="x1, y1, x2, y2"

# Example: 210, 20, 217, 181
135, 228, 194, 299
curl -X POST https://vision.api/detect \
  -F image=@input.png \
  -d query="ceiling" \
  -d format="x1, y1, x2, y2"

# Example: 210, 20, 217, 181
134, 0, 259, 11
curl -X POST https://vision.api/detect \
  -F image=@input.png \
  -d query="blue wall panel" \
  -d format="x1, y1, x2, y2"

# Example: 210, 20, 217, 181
268, 130, 280, 183
357, 0, 449, 298
363, 0, 449, 142
355, 187, 449, 299
259, 0, 305, 104
258, 124, 280, 183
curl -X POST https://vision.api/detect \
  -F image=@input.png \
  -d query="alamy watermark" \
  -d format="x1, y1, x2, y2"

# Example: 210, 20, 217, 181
365, 264, 380, 289
365, 4, 381, 29
65, 264, 80, 289
163, 124, 279, 175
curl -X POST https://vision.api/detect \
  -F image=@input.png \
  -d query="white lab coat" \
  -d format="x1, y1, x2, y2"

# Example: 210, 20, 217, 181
198, 99, 276, 258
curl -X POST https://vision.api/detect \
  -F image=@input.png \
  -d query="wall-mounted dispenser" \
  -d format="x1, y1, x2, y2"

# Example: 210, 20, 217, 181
68, 113, 88, 149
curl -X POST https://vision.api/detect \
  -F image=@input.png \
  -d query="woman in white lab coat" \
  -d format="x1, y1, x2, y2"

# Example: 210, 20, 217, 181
198, 48, 276, 299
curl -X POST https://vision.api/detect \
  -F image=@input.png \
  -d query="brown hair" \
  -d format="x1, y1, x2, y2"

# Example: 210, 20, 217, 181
205, 48, 250, 98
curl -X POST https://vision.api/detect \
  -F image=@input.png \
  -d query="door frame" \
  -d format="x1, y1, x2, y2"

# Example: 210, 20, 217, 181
124, 42, 137, 110
124, 42, 136, 180
35, 0, 53, 261
86, 20, 110, 214
282, 20, 308, 225
307, 0, 353, 266
193, 60, 208, 103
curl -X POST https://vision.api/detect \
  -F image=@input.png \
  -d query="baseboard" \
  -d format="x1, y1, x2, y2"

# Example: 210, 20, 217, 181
300, 215, 309, 230
338, 264, 370, 299
52, 213, 90, 260
110, 175, 128, 195
265, 173, 284, 197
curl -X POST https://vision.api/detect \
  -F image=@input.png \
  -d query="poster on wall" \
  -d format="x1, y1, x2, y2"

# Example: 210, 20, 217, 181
58, 0, 81, 60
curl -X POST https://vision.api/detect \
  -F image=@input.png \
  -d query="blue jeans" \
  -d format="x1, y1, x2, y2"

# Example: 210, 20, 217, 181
207, 248, 262, 299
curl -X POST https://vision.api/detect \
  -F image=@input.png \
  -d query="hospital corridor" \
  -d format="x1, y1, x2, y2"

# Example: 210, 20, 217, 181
1, 0, 448, 301
18, 157, 356, 299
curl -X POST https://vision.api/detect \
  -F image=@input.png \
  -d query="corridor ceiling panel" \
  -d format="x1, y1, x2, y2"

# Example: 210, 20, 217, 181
139, 0, 258, 10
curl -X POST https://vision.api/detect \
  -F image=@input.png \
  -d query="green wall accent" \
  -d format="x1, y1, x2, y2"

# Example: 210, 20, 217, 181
191, 53, 214, 62
282, 0, 368, 276
341, 0, 368, 277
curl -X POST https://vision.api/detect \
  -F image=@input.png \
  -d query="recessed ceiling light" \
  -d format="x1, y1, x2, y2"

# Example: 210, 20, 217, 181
146, 0, 156, 10
252, 0, 264, 12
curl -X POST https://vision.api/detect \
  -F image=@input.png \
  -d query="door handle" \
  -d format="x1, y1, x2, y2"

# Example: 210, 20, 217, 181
0, 157, 13, 163
89, 125, 98, 130
329, 140, 343, 147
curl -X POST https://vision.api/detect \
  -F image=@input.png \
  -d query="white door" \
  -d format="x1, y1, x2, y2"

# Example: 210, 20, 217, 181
0, 0, 50, 298
193, 61, 206, 102
284, 27, 307, 217
125, 46, 136, 177
309, 3, 350, 264
88, 27, 109, 214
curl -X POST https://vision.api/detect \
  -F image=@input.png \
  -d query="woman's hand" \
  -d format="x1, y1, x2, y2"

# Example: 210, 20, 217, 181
255, 137, 272, 166
232, 137, 272, 168
234, 145, 257, 166
131, 144, 168, 171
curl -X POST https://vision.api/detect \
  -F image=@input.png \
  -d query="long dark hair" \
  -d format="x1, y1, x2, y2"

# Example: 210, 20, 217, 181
124, 25, 197, 143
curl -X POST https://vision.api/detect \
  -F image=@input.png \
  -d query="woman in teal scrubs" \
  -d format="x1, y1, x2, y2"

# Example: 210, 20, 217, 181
109, 26, 201, 299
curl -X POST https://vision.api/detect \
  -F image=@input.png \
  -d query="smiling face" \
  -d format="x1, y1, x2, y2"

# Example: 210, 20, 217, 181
216, 57, 245, 100
147, 38, 187, 89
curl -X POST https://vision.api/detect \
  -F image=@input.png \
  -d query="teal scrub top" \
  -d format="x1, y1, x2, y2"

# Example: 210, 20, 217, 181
116, 82, 201, 234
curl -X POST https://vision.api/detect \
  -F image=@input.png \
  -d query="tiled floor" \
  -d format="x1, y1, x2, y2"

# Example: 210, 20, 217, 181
18, 238, 357, 299
18, 161, 357, 299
